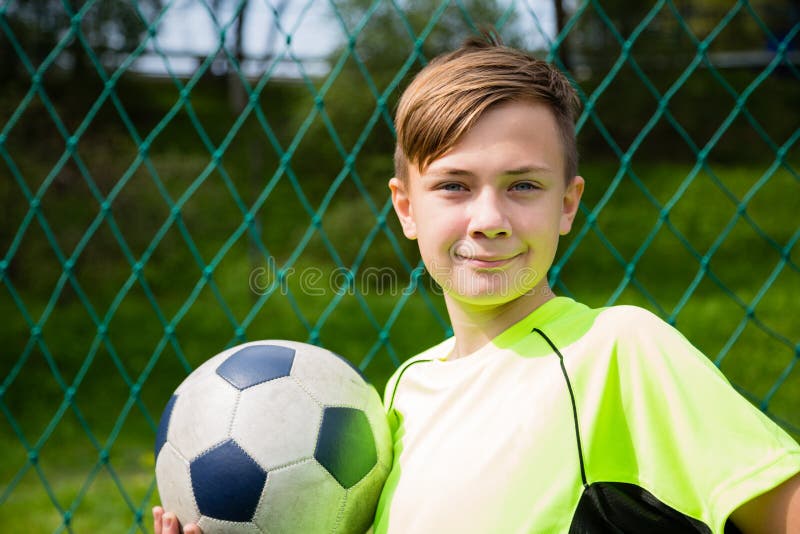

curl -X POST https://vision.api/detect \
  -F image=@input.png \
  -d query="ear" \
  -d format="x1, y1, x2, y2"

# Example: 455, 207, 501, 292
559, 175, 584, 236
389, 177, 417, 240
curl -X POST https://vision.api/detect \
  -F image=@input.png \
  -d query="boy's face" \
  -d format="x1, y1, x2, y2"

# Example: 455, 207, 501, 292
390, 100, 584, 310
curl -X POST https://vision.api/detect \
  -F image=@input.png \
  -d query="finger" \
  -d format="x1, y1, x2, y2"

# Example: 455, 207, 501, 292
162, 512, 179, 534
184, 524, 204, 534
153, 506, 164, 534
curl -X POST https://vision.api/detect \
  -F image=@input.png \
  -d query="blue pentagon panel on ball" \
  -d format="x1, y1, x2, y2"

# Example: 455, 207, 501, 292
154, 394, 178, 459
216, 344, 295, 390
315, 407, 378, 489
190, 439, 267, 522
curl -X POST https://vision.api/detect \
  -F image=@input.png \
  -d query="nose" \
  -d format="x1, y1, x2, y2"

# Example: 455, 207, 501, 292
467, 188, 511, 239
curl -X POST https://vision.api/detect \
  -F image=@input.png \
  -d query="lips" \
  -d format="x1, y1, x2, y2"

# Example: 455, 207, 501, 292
454, 252, 521, 268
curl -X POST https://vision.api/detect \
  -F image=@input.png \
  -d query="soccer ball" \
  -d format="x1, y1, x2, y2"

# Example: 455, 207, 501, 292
154, 340, 393, 533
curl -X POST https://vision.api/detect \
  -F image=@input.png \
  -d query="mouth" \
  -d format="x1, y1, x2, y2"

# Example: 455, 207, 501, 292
453, 252, 521, 269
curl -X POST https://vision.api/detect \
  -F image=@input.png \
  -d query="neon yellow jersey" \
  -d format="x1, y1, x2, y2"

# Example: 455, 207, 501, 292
373, 297, 800, 533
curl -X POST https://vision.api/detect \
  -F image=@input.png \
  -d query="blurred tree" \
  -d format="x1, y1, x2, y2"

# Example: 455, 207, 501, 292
304, 0, 525, 188
675, 0, 799, 51
566, 0, 799, 72
207, 0, 256, 113
553, 0, 572, 70
330, 0, 523, 85
566, 0, 677, 71
561, 0, 799, 163
0, 0, 162, 81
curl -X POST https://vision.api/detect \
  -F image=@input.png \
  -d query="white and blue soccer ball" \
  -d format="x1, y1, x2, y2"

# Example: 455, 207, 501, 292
154, 340, 392, 533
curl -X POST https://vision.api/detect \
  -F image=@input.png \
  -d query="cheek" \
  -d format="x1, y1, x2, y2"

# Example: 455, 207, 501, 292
416, 230, 450, 261
415, 223, 463, 273
415, 238, 447, 282
527, 209, 563, 235
418, 210, 463, 244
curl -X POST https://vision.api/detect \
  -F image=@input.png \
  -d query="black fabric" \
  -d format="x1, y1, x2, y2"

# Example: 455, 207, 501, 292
569, 481, 713, 534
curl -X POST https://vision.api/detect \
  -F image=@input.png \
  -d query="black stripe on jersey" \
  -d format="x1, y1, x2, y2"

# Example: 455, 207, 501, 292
386, 358, 435, 412
532, 327, 588, 487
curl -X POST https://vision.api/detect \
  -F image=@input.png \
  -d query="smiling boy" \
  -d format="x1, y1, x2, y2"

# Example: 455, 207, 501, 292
154, 35, 800, 534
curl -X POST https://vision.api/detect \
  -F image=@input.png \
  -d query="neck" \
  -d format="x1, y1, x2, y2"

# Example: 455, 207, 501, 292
443, 281, 555, 360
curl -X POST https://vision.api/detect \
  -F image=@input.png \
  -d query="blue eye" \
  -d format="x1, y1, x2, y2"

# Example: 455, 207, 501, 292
441, 183, 466, 192
511, 182, 538, 191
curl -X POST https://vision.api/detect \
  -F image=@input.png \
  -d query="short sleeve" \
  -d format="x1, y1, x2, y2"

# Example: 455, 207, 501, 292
595, 306, 800, 532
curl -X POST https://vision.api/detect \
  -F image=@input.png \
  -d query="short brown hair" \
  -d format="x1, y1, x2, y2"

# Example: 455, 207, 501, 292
394, 34, 581, 182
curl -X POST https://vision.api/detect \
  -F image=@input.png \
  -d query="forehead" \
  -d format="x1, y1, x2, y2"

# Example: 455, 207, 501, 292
421, 100, 564, 177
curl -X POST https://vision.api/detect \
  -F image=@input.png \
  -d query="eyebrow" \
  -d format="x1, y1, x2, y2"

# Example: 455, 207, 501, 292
426, 165, 552, 177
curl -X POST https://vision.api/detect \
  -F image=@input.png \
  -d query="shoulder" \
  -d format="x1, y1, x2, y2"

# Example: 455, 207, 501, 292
585, 304, 728, 382
555, 302, 683, 354
594, 304, 672, 333
593, 304, 696, 354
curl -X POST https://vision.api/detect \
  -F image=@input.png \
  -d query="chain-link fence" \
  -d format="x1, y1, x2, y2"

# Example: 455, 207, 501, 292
1, 0, 798, 531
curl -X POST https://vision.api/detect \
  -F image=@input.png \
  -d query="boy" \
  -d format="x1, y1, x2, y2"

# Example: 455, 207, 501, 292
155, 35, 800, 533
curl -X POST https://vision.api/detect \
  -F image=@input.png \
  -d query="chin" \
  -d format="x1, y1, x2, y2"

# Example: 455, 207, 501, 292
447, 289, 532, 308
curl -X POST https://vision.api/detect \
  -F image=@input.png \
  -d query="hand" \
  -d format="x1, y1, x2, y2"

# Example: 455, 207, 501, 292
153, 506, 203, 534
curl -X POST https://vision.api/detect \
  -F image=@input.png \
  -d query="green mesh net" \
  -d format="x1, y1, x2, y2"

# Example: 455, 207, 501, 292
0, 0, 798, 531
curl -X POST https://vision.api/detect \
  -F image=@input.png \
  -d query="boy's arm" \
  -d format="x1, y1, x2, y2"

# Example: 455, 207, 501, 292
730, 471, 800, 533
